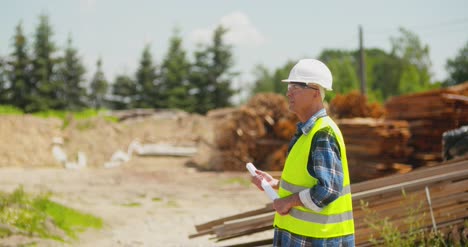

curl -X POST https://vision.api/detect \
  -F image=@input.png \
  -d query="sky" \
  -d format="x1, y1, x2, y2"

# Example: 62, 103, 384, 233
1, 0, 467, 101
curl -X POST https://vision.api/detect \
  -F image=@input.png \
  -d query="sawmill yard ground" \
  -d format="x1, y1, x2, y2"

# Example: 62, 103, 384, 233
0, 112, 272, 246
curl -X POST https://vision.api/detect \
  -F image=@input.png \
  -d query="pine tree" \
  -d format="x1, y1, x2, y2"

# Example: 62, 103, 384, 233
160, 29, 193, 111
111, 74, 137, 109
7, 22, 32, 109
135, 45, 158, 108
56, 37, 87, 110
190, 25, 237, 114
89, 58, 108, 109
210, 26, 236, 109
30, 14, 60, 112
190, 48, 213, 114
0, 56, 8, 104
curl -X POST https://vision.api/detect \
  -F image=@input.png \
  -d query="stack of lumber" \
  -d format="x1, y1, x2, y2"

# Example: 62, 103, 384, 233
208, 93, 298, 171
385, 82, 468, 165
190, 158, 468, 246
336, 118, 413, 182
329, 91, 386, 119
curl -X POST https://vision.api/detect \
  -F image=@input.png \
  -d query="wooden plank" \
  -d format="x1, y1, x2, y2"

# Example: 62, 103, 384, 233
190, 158, 468, 244
351, 159, 467, 193
194, 203, 273, 232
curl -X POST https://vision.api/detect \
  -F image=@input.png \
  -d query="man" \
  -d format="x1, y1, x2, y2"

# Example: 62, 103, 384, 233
251, 59, 355, 246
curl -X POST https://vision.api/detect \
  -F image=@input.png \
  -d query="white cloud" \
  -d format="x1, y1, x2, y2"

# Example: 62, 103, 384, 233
189, 11, 265, 46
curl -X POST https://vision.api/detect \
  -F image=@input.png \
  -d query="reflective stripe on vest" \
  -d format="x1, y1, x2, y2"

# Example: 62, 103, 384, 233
273, 116, 355, 238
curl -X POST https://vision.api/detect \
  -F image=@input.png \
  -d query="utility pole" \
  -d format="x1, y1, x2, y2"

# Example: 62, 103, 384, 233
359, 25, 367, 96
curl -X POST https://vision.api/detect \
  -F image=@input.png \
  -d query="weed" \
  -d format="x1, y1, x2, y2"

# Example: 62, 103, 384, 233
360, 189, 448, 247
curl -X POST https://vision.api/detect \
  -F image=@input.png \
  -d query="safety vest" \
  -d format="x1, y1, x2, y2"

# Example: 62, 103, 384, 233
273, 116, 354, 238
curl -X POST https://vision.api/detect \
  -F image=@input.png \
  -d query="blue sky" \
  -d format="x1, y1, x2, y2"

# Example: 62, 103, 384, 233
1, 0, 467, 100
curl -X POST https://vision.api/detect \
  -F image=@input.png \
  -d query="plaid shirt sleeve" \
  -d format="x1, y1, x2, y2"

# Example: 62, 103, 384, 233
298, 127, 344, 211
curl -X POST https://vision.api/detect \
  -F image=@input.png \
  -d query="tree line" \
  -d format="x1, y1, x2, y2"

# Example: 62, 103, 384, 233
0, 15, 236, 114
1, 15, 467, 114
251, 28, 468, 103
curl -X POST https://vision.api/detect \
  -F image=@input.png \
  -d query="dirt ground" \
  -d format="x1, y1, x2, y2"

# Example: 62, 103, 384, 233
0, 156, 273, 247
0, 113, 273, 246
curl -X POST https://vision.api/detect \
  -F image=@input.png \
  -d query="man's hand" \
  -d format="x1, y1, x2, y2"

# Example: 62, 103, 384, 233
273, 194, 302, 216
250, 169, 278, 191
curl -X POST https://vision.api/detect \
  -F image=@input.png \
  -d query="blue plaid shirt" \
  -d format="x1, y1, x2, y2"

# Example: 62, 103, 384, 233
278, 109, 354, 246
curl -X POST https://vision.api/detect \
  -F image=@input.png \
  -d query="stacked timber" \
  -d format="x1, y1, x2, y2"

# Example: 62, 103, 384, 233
208, 93, 298, 171
385, 82, 468, 165
190, 158, 468, 246
336, 118, 413, 182
329, 91, 385, 119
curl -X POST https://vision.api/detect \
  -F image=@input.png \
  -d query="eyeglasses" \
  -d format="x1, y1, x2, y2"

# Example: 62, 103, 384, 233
287, 82, 319, 91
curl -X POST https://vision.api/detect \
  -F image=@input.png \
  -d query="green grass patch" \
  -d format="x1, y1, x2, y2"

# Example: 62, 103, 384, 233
121, 202, 141, 207
151, 197, 162, 202
166, 200, 179, 208
0, 105, 24, 115
0, 186, 102, 242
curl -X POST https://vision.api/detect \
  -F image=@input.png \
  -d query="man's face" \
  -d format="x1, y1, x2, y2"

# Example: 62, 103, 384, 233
286, 82, 319, 113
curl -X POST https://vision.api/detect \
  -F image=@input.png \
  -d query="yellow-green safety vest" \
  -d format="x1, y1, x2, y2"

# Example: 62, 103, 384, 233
273, 116, 354, 238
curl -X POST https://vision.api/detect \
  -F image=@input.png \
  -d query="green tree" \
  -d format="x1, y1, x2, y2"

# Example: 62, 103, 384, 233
445, 40, 468, 86
111, 74, 137, 109
0, 56, 8, 104
319, 50, 359, 99
30, 14, 60, 112
135, 45, 158, 108
390, 27, 433, 94
210, 26, 237, 109
251, 61, 294, 96
361, 48, 402, 102
89, 58, 108, 109
190, 47, 213, 114
160, 29, 193, 111
7, 22, 32, 109
190, 26, 237, 114
56, 37, 87, 110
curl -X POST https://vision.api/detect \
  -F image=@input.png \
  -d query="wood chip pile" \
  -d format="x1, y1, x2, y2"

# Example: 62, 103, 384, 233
385, 82, 468, 165
190, 158, 468, 246
336, 118, 413, 182
210, 93, 298, 171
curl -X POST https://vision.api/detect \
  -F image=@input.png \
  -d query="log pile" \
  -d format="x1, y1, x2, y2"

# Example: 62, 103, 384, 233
209, 93, 298, 171
336, 118, 413, 182
385, 82, 468, 165
329, 91, 386, 119
190, 158, 468, 246
195, 92, 413, 179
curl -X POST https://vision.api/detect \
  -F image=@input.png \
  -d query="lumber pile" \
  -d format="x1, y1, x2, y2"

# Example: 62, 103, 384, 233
329, 91, 385, 119
385, 82, 468, 165
208, 93, 298, 171
190, 158, 468, 246
336, 118, 413, 182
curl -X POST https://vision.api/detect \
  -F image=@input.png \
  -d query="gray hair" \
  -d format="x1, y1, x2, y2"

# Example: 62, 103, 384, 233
319, 86, 325, 101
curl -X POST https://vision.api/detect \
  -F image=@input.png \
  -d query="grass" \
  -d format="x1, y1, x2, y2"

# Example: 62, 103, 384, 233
151, 197, 163, 202
0, 186, 102, 242
360, 189, 449, 247
0, 105, 119, 129
0, 105, 23, 114
121, 202, 141, 207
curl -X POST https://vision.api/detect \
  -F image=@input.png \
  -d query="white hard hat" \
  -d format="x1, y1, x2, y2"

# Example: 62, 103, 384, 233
282, 59, 333, 91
